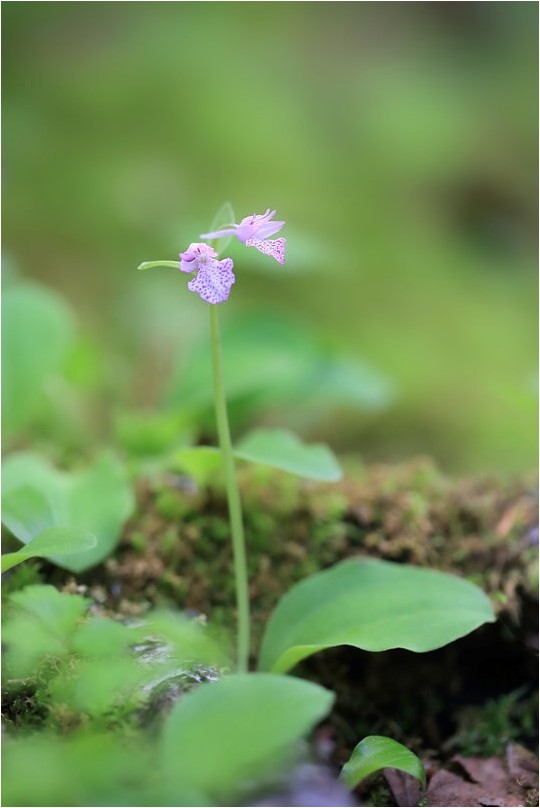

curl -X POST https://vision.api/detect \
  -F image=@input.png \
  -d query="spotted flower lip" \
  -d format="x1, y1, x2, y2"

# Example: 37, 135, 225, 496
178, 242, 235, 304
187, 258, 235, 305
200, 209, 286, 265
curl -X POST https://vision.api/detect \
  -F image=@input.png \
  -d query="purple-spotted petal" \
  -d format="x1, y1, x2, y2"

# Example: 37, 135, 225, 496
187, 258, 235, 304
245, 237, 286, 265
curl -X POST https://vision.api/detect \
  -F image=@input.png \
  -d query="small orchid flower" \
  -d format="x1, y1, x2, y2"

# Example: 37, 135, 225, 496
200, 208, 286, 265
179, 242, 235, 304
179, 242, 217, 274
137, 203, 290, 672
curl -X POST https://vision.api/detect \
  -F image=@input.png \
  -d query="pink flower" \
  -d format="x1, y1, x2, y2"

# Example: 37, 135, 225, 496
179, 242, 235, 304
200, 209, 286, 265
179, 242, 217, 273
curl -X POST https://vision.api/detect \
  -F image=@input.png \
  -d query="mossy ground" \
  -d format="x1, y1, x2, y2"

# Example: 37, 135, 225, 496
61, 457, 537, 634
3, 457, 538, 804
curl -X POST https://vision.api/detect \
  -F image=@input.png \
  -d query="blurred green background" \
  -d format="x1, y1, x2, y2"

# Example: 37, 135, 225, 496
3, 2, 537, 473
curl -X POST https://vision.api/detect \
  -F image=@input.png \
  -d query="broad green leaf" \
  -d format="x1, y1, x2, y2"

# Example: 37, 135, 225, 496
258, 558, 496, 674
49, 657, 151, 716
71, 617, 135, 658
2, 453, 134, 571
164, 313, 393, 424
161, 673, 334, 801
4, 585, 90, 678
235, 428, 343, 481
311, 358, 394, 410
3, 283, 75, 435
2, 732, 208, 808
1, 485, 55, 543
172, 445, 222, 485
340, 736, 425, 789
1, 527, 97, 573
114, 409, 193, 458
164, 315, 312, 413
207, 201, 235, 256
170, 431, 343, 483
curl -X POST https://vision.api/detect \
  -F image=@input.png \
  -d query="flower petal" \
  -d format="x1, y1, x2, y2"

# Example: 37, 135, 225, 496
179, 242, 217, 273
199, 226, 237, 240
245, 238, 286, 265
256, 220, 285, 239
187, 258, 235, 304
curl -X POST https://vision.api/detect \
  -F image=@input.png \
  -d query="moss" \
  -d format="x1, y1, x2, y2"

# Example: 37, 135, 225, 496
358, 774, 396, 807
446, 688, 539, 757
82, 458, 536, 652
2, 562, 44, 602
1, 683, 48, 731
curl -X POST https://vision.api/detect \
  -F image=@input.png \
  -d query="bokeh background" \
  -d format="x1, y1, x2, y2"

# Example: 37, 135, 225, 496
3, 2, 538, 473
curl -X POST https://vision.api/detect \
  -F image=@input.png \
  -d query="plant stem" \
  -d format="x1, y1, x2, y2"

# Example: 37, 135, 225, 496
209, 304, 250, 672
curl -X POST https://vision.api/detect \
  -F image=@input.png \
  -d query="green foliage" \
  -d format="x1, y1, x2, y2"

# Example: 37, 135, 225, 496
2, 283, 75, 437
161, 673, 334, 802
1, 527, 97, 573
164, 313, 393, 430
172, 429, 343, 483
115, 409, 193, 459
2, 732, 208, 808
3, 585, 90, 679
340, 735, 426, 789
450, 688, 539, 757
258, 558, 496, 673
3, 585, 227, 720
2, 453, 134, 571
3, 587, 336, 806
172, 445, 223, 485
236, 427, 343, 482
3, 4, 537, 472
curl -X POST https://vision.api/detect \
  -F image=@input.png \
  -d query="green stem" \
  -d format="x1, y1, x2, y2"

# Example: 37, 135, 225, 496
209, 305, 250, 672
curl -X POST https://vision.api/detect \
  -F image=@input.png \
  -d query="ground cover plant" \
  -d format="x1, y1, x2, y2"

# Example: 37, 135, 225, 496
4, 205, 535, 808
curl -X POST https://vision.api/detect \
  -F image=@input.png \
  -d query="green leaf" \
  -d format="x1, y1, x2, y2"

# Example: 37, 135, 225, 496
340, 736, 426, 789
2, 283, 75, 436
172, 445, 222, 485
235, 428, 343, 481
1, 527, 97, 573
3, 733, 210, 808
207, 201, 235, 256
163, 314, 316, 414
114, 409, 193, 458
311, 357, 395, 411
258, 558, 496, 673
4, 585, 90, 678
49, 657, 151, 716
2, 453, 134, 571
70, 617, 135, 658
161, 673, 334, 802
172, 434, 342, 484
164, 313, 394, 426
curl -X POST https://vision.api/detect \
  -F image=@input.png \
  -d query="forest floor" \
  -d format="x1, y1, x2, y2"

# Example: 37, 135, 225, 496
4, 457, 538, 807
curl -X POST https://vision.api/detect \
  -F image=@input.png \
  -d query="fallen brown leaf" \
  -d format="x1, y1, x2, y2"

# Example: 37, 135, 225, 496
384, 744, 538, 807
